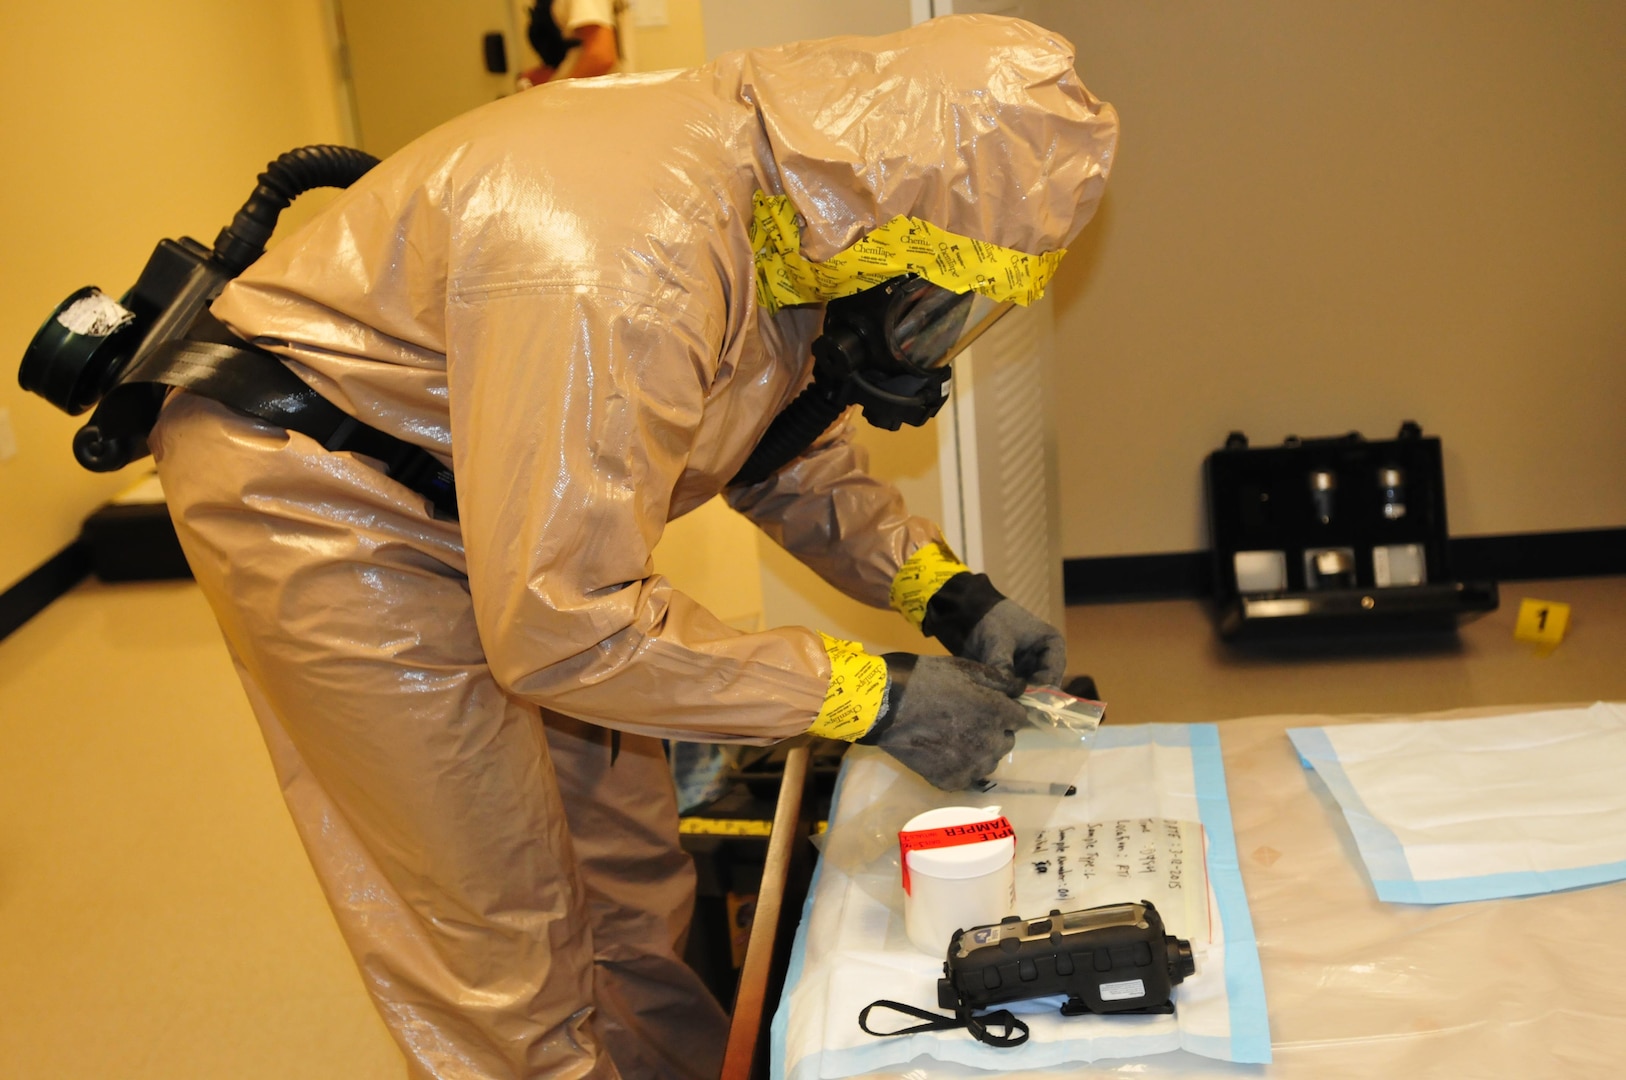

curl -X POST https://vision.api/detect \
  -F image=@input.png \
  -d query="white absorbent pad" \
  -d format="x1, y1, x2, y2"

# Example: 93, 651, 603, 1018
771, 724, 1271, 1078
1288, 702, 1626, 904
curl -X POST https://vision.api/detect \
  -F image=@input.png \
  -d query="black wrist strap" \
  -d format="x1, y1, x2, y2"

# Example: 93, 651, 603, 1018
859, 999, 1029, 1048
920, 572, 1006, 655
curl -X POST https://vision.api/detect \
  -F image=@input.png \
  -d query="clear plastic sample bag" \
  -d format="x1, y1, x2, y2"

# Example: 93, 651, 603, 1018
814, 689, 1104, 887
979, 687, 1105, 795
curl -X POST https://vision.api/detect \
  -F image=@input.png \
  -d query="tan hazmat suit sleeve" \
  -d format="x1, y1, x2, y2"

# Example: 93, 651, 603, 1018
726, 411, 942, 611
443, 286, 831, 742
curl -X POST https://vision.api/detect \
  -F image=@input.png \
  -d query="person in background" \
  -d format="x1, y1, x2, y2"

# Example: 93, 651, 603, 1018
517, 0, 631, 88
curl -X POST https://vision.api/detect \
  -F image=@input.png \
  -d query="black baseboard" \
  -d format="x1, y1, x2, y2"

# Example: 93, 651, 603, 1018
6, 527, 1623, 641
1064, 552, 1212, 604
1065, 527, 1626, 605
1449, 528, 1626, 582
0, 543, 91, 644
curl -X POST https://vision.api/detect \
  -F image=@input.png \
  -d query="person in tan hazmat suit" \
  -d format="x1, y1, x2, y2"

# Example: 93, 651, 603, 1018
150, 13, 1116, 1079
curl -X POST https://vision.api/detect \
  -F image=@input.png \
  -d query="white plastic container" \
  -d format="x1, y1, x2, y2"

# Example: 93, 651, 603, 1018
900, 806, 1017, 955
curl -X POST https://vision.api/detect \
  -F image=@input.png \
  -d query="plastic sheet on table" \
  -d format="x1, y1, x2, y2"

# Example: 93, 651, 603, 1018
777, 725, 1270, 1077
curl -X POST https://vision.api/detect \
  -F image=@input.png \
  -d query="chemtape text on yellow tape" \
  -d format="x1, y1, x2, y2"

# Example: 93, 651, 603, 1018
751, 191, 1065, 315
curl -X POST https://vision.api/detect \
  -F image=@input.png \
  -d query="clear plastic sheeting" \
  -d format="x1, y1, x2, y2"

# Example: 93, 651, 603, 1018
980, 688, 1105, 794
776, 725, 1268, 1077
814, 688, 1104, 893
1288, 702, 1626, 903
1020, 687, 1107, 733
1221, 705, 1626, 1078
774, 707, 1626, 1078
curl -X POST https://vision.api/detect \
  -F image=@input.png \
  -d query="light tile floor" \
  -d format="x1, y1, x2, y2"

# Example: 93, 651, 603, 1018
2, 575, 1622, 1076
1064, 576, 1626, 722
0, 581, 401, 1079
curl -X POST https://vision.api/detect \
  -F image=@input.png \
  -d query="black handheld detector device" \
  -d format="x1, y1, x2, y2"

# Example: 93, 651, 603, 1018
940, 900, 1195, 1018
860, 900, 1196, 1049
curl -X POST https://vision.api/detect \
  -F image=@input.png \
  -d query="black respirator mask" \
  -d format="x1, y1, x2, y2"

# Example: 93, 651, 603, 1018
729, 276, 1013, 487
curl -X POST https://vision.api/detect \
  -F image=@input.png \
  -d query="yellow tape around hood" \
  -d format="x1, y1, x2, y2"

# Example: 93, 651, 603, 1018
809, 632, 889, 742
889, 540, 972, 629
751, 191, 1066, 316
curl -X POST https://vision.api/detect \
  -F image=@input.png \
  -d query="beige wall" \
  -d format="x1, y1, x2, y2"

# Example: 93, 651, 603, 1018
699, 0, 913, 59
635, 0, 709, 71
341, 0, 514, 158
1031, 1, 1626, 556
0, 1, 346, 592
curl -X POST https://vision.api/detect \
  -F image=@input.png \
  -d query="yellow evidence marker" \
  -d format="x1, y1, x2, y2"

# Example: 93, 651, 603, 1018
1514, 598, 1571, 657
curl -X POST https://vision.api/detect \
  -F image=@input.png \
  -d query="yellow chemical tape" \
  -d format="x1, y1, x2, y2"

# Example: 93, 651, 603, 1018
890, 541, 972, 628
808, 632, 889, 742
751, 191, 1066, 316
680, 818, 773, 837
679, 818, 829, 837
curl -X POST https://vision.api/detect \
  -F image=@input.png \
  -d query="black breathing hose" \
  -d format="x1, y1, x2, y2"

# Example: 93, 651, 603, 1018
212, 145, 380, 274
728, 379, 847, 487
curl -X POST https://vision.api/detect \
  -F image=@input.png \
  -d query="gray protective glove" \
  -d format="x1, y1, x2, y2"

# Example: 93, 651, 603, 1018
920, 573, 1067, 686
858, 654, 1026, 791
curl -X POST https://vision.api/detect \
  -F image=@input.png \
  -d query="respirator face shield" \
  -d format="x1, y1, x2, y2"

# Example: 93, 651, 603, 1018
727, 275, 1017, 487
886, 277, 1013, 376
814, 276, 1015, 432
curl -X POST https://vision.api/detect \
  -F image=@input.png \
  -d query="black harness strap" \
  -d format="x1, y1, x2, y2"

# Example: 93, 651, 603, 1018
858, 999, 1030, 1048
134, 335, 459, 520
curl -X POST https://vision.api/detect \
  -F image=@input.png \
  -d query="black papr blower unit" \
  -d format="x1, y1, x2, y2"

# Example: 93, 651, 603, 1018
17, 147, 456, 519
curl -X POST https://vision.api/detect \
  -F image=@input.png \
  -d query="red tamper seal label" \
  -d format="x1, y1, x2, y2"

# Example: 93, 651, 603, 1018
898, 816, 1015, 894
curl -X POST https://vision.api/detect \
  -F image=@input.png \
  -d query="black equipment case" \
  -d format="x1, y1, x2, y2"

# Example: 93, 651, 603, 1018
1204, 422, 1498, 640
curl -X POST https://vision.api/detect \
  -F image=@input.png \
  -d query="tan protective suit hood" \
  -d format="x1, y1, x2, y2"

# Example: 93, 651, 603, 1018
734, 19, 1112, 263
199, 13, 1118, 742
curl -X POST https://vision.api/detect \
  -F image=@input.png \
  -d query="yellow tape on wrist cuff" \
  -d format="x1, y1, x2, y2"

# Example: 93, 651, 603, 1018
809, 633, 888, 742
890, 541, 972, 629
751, 191, 1065, 317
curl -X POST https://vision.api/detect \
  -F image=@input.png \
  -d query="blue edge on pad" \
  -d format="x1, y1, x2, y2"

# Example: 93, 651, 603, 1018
770, 723, 1274, 1078
1289, 726, 1626, 905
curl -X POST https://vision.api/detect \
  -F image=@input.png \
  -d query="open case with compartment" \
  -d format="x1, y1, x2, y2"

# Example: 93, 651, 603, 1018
1205, 422, 1498, 640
